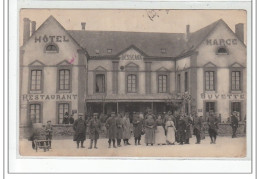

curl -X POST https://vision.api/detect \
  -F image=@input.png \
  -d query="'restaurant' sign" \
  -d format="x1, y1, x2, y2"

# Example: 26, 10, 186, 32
22, 94, 78, 101
201, 93, 245, 100
120, 48, 143, 61
206, 39, 238, 46
35, 35, 69, 43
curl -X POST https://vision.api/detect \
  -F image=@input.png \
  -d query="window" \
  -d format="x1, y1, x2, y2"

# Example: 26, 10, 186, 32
58, 103, 69, 124
231, 102, 241, 120
29, 104, 41, 123
127, 74, 137, 93
231, 71, 241, 91
205, 71, 215, 91
177, 74, 181, 92
45, 44, 58, 53
184, 72, 188, 92
59, 69, 70, 90
30, 70, 42, 91
96, 74, 105, 93
217, 47, 228, 54
107, 49, 112, 53
205, 102, 216, 113
161, 48, 166, 54
158, 75, 167, 93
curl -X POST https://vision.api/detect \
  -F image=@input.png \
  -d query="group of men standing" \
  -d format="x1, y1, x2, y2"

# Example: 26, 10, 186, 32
71, 109, 241, 149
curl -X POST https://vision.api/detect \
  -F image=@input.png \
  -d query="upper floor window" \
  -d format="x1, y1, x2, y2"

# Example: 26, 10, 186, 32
45, 43, 59, 53
205, 71, 215, 91
30, 70, 42, 91
231, 71, 241, 91
96, 74, 105, 93
127, 74, 137, 93
59, 69, 70, 90
158, 75, 167, 93
216, 47, 228, 55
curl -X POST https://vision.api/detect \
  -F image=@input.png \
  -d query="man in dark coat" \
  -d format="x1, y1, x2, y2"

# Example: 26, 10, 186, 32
105, 112, 117, 148
116, 113, 124, 147
45, 120, 53, 148
88, 113, 101, 149
133, 112, 143, 145
63, 112, 69, 124
73, 113, 87, 148
69, 114, 74, 124
231, 111, 239, 138
183, 114, 193, 144
177, 114, 187, 145
193, 113, 202, 144
207, 110, 219, 144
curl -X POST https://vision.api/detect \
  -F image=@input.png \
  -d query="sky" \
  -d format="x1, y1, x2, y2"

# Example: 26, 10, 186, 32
20, 9, 247, 45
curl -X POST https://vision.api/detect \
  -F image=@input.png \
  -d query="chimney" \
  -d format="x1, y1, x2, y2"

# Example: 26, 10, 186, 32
81, 22, 86, 30
23, 18, 30, 45
31, 21, 36, 35
186, 24, 190, 41
235, 23, 244, 43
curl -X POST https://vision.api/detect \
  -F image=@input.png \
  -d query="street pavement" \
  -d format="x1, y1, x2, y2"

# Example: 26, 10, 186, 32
19, 136, 246, 157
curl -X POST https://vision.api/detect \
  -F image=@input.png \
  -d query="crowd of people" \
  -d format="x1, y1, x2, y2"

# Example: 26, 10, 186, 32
28, 109, 241, 151
71, 109, 241, 149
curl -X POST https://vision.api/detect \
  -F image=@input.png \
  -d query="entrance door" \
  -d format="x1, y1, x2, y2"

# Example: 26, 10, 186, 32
231, 102, 241, 120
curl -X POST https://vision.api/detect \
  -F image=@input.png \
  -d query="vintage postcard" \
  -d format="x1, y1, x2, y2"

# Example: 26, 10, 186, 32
19, 9, 247, 157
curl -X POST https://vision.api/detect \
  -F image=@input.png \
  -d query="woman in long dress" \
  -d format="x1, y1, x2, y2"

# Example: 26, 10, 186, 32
155, 115, 166, 145
122, 113, 131, 145
144, 114, 156, 146
165, 117, 176, 145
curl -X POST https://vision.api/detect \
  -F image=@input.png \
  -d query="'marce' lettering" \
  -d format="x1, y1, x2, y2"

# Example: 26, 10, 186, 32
206, 39, 237, 46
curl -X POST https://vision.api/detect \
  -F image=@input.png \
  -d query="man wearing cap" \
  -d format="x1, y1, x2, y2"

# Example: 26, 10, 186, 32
231, 111, 239, 138
116, 113, 124, 147
73, 113, 87, 148
45, 120, 53, 148
177, 114, 187, 145
207, 110, 219, 144
88, 113, 101, 149
193, 112, 202, 144
105, 112, 117, 148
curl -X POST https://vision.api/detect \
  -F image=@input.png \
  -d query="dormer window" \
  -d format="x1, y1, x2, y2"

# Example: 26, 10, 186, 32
107, 49, 112, 54
45, 43, 59, 53
161, 48, 166, 54
216, 47, 228, 55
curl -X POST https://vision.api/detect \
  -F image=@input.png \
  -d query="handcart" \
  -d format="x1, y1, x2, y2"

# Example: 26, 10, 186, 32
33, 127, 51, 152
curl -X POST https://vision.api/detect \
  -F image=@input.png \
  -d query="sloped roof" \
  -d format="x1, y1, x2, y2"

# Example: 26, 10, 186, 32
68, 30, 188, 58
187, 19, 223, 51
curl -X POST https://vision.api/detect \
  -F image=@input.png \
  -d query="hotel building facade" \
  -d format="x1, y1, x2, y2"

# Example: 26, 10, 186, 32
20, 16, 246, 130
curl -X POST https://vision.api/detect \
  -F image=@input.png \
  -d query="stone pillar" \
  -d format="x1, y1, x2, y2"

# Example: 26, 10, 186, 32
112, 61, 119, 94
145, 62, 152, 94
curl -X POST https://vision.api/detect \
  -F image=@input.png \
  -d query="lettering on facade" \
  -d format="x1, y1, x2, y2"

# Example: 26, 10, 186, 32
206, 39, 237, 46
22, 94, 78, 101
34, 35, 69, 43
120, 49, 143, 61
201, 93, 245, 100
